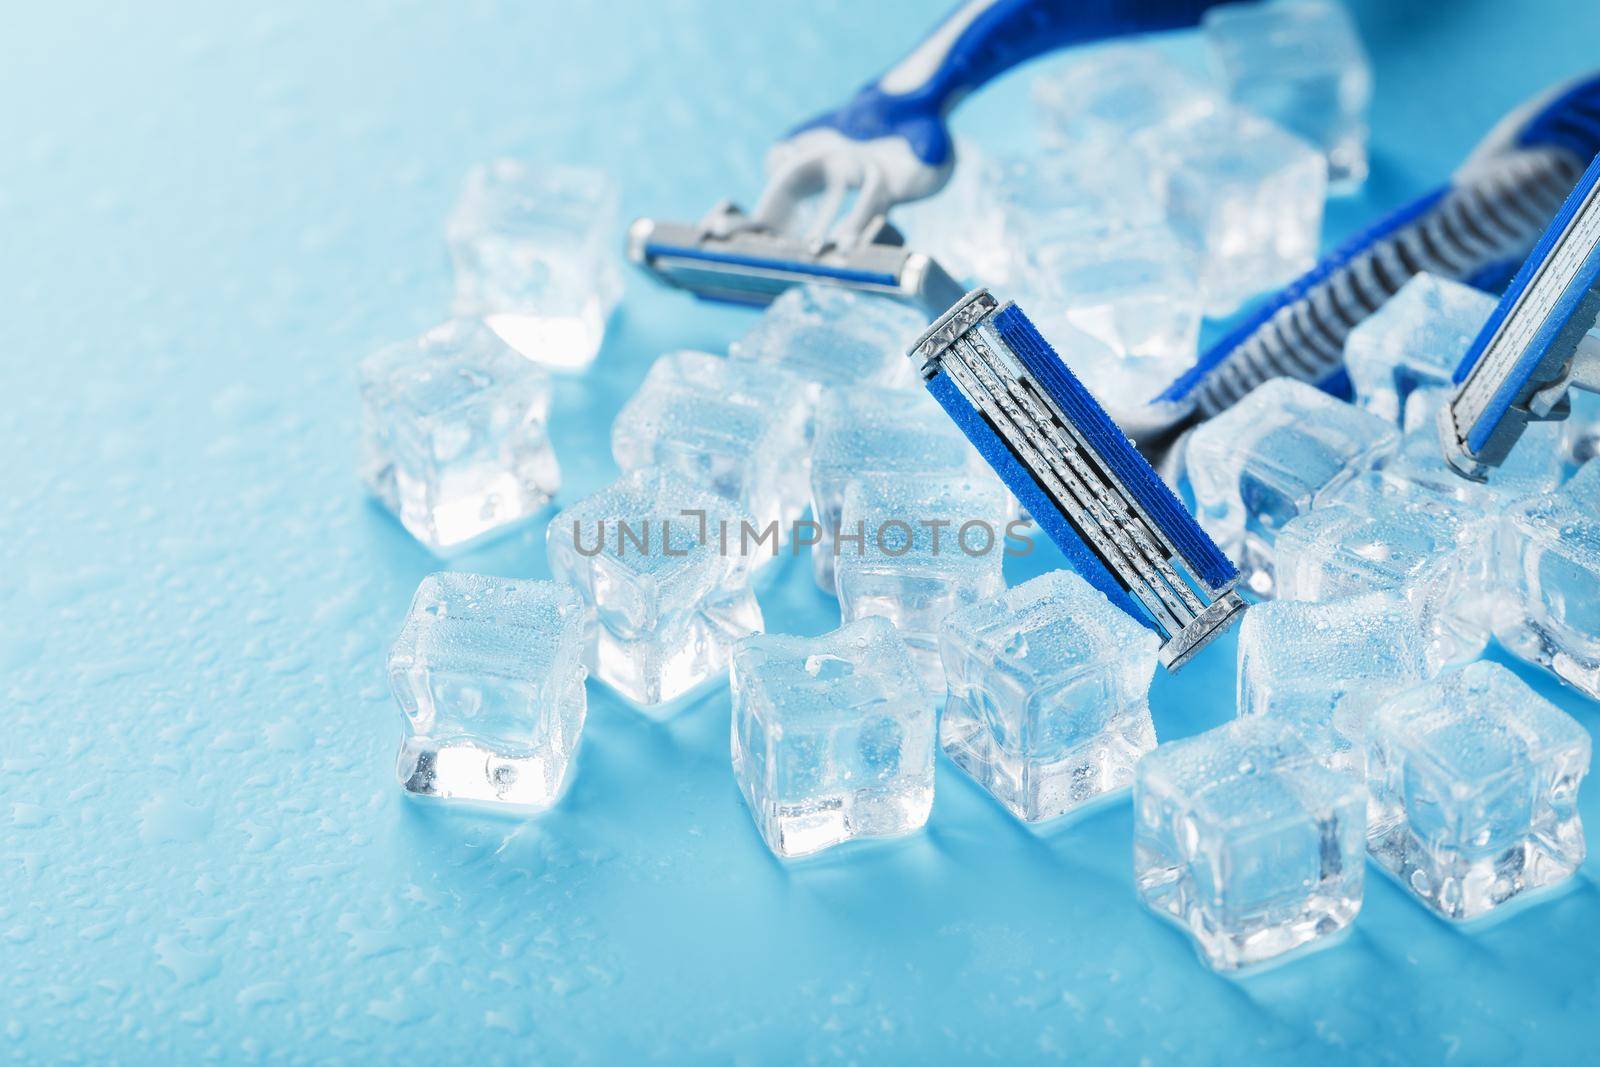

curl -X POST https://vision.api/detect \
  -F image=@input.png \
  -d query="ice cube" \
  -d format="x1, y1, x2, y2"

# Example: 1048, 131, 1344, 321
1496, 460, 1600, 698
360, 319, 561, 553
989, 151, 1165, 253
1562, 389, 1600, 473
730, 616, 936, 858
611, 351, 811, 545
1031, 44, 1220, 149
1366, 661, 1590, 921
388, 573, 588, 810
728, 286, 924, 397
1134, 717, 1365, 972
1237, 592, 1434, 777
835, 474, 1012, 679
1018, 226, 1202, 419
545, 468, 764, 712
1137, 107, 1327, 315
1185, 378, 1398, 595
446, 161, 621, 371
1344, 273, 1496, 425
891, 139, 1015, 286
809, 385, 989, 593
1203, 0, 1374, 190
1387, 387, 1565, 507
1274, 476, 1493, 667
940, 570, 1160, 823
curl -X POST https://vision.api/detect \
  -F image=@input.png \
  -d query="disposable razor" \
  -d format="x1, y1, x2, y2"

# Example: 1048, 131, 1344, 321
1441, 150, 1600, 479
913, 289, 1246, 672
629, 0, 1222, 312
1156, 71, 1600, 433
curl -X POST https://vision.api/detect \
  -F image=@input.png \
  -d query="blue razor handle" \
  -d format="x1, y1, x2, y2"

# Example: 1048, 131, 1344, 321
1441, 150, 1600, 479
1161, 70, 1600, 421
912, 289, 1247, 671
631, 1, 1223, 311
792, 0, 1224, 170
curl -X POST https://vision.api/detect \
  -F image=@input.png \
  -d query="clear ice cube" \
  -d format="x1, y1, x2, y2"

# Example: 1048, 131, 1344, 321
730, 616, 935, 858
728, 286, 924, 397
1018, 226, 1202, 420
545, 468, 764, 712
835, 474, 1012, 680
1137, 107, 1327, 315
989, 151, 1165, 252
1344, 273, 1496, 425
1366, 660, 1590, 921
388, 573, 588, 810
809, 385, 989, 594
1275, 476, 1493, 666
892, 139, 1015, 287
360, 319, 561, 553
939, 570, 1160, 823
611, 350, 811, 547
1496, 460, 1600, 699
1203, 0, 1374, 190
447, 161, 621, 371
1237, 592, 1434, 777
1031, 43, 1220, 149
1562, 389, 1600, 473
1388, 387, 1565, 507
1134, 717, 1366, 972
1185, 378, 1398, 595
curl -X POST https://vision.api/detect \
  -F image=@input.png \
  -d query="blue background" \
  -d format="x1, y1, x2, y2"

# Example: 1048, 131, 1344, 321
5, 1, 1599, 1062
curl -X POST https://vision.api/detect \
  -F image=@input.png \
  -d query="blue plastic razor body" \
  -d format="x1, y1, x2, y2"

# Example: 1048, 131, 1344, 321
912, 289, 1246, 671
1161, 71, 1600, 422
1441, 150, 1600, 479
631, 0, 1225, 310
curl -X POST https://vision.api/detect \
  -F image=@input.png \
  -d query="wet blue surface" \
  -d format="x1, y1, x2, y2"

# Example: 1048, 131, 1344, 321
5, 1, 1599, 1062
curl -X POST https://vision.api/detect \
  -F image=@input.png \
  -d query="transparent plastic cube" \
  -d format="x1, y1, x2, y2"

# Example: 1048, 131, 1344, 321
1203, 0, 1374, 190
1185, 378, 1398, 595
447, 160, 621, 371
940, 570, 1160, 823
388, 573, 588, 810
1366, 661, 1590, 921
611, 350, 811, 546
1135, 717, 1366, 972
360, 319, 561, 553
731, 617, 935, 858
1237, 591, 1434, 777
546, 468, 764, 713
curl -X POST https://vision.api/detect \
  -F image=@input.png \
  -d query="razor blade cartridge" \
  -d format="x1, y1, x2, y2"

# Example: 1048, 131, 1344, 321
1443, 151, 1600, 480
628, 202, 963, 312
911, 289, 1247, 671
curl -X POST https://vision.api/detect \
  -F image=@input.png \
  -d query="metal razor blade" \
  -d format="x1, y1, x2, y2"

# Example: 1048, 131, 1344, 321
627, 202, 964, 313
1442, 150, 1600, 480
912, 289, 1248, 671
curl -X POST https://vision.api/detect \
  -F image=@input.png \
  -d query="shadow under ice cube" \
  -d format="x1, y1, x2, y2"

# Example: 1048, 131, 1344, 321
731, 617, 935, 859
1135, 718, 1365, 973
360, 319, 561, 553
546, 468, 764, 713
1366, 661, 1590, 922
388, 572, 588, 811
939, 570, 1159, 824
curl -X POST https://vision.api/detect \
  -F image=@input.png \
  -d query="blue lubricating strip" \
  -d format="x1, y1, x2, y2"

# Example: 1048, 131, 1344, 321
1155, 187, 1449, 405
642, 242, 900, 289
924, 370, 1151, 630
992, 305, 1239, 591
1458, 151, 1600, 453
1515, 72, 1600, 160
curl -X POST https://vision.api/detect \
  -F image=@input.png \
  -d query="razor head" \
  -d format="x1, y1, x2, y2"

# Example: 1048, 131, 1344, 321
1443, 151, 1600, 480
912, 289, 1247, 671
627, 202, 963, 313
